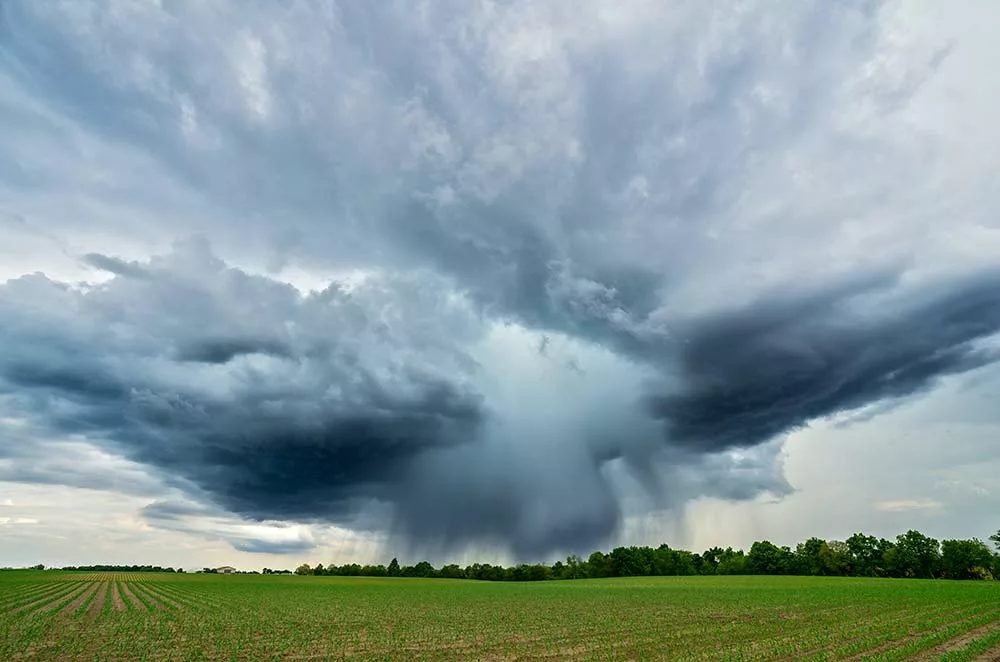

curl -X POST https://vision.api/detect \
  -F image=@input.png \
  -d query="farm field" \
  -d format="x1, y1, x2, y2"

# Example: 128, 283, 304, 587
1, 572, 1000, 660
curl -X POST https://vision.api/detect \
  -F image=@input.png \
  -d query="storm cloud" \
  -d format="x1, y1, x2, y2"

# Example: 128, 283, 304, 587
648, 272, 1000, 452
2, 1, 1000, 560
0, 242, 485, 525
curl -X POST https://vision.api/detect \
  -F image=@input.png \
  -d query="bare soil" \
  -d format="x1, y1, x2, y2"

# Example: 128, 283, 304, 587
842, 610, 1000, 662
34, 583, 90, 613
129, 583, 166, 610
910, 620, 1000, 661
86, 582, 108, 617
10, 584, 86, 615
59, 582, 100, 615
0, 584, 64, 611
110, 582, 126, 612
119, 582, 148, 610
969, 631, 1000, 662
134, 584, 184, 610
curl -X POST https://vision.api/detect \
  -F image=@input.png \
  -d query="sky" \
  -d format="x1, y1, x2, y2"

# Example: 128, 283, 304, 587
1, 0, 999, 571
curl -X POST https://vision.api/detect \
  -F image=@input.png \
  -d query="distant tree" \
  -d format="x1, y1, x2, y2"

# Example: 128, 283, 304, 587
794, 538, 828, 576
294, 563, 311, 576
700, 547, 725, 575
891, 530, 941, 579
940, 539, 995, 580
671, 550, 699, 576
748, 541, 794, 575
611, 546, 651, 577
410, 561, 435, 578
564, 555, 586, 579
846, 533, 883, 577
525, 564, 552, 581
387, 558, 400, 577
29, 564, 44, 571
716, 548, 749, 575
587, 551, 612, 578
439, 564, 465, 579
990, 530, 1000, 552
821, 541, 852, 577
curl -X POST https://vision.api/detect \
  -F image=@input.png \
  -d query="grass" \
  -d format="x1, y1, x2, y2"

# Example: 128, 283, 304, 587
1, 571, 1000, 660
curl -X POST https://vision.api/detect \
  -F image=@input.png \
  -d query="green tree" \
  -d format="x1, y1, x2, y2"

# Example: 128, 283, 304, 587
439, 564, 465, 579
410, 561, 435, 578
891, 530, 941, 579
748, 541, 794, 575
387, 558, 400, 577
700, 547, 724, 575
846, 533, 891, 577
940, 539, 995, 580
794, 538, 828, 576
587, 551, 612, 578
564, 555, 586, 579
990, 530, 1000, 552
716, 548, 749, 575
294, 563, 311, 576
821, 540, 852, 577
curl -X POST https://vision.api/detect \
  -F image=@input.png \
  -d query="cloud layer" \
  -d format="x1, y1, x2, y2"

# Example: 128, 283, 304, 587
2, 1, 1000, 558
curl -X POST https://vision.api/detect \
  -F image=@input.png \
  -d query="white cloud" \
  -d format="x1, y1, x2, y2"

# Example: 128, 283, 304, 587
873, 499, 944, 514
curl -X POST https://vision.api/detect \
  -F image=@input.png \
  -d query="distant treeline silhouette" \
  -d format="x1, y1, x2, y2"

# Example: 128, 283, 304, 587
59, 564, 183, 573
295, 530, 1000, 581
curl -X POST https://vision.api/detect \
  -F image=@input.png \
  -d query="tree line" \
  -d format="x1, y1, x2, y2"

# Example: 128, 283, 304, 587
59, 564, 184, 573
294, 529, 1000, 582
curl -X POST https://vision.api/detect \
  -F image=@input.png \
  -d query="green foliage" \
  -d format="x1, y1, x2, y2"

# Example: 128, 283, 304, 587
940, 539, 995, 580
748, 541, 795, 575
891, 530, 941, 579
716, 548, 749, 575
59, 565, 176, 573
280, 527, 1000, 583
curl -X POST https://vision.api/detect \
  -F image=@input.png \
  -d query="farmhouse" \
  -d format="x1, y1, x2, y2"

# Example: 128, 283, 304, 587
216, 566, 236, 574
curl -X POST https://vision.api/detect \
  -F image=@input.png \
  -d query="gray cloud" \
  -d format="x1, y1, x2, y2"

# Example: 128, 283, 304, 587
647, 271, 1000, 452
139, 499, 321, 555
230, 539, 316, 555
174, 337, 293, 364
2, 1, 1000, 559
0, 242, 485, 524
82, 253, 150, 279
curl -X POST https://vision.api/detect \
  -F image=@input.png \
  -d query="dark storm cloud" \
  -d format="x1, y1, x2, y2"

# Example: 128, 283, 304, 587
0, 243, 486, 524
174, 337, 293, 364
2, 0, 999, 560
646, 272, 1000, 452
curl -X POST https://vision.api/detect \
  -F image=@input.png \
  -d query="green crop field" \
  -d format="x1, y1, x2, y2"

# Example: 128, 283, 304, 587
2, 572, 1000, 660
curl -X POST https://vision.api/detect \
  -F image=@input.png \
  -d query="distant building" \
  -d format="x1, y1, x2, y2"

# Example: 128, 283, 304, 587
216, 566, 236, 574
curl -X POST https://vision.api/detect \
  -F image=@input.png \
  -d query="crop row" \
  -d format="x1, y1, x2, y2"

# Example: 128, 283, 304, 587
0, 581, 186, 618
1, 574, 999, 660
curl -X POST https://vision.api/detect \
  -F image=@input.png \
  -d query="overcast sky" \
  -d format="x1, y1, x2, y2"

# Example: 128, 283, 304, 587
2, 1, 999, 570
